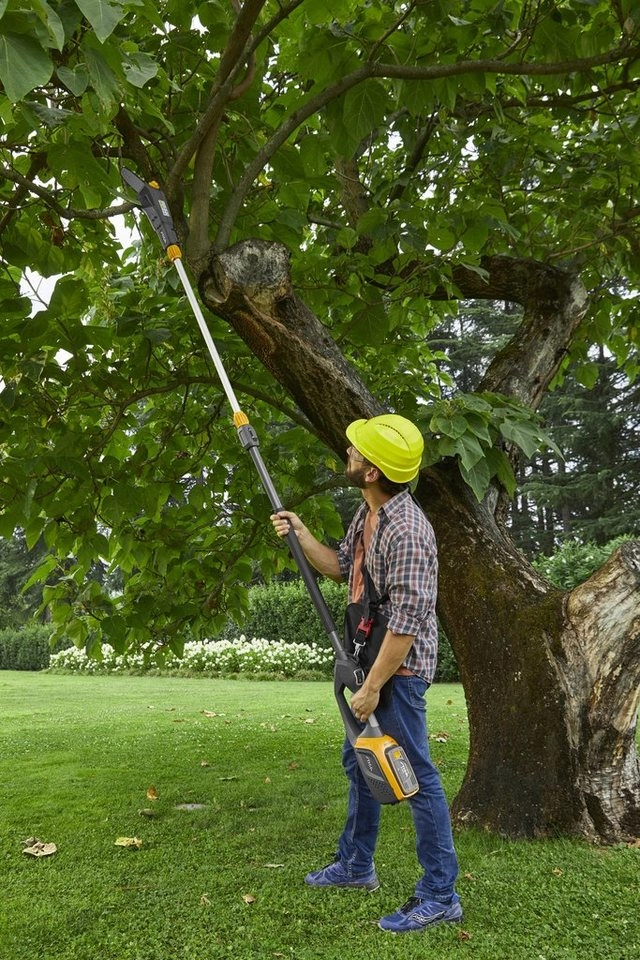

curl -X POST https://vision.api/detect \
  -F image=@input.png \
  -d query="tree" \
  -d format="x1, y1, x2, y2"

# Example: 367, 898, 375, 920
428, 302, 640, 553
1, 1, 639, 841
519, 353, 640, 549
0, 533, 46, 628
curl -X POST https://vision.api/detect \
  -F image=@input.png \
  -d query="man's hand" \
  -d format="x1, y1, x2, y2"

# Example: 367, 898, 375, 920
270, 510, 304, 539
350, 630, 416, 722
269, 511, 342, 581
350, 683, 380, 724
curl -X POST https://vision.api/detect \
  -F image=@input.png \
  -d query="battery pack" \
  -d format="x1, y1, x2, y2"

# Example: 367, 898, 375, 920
354, 732, 419, 804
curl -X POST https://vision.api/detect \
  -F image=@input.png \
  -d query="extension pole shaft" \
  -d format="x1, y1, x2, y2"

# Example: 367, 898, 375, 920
171, 256, 343, 653
120, 169, 344, 659
172, 258, 242, 412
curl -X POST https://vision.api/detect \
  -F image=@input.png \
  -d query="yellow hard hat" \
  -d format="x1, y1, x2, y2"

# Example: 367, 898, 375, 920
346, 414, 424, 483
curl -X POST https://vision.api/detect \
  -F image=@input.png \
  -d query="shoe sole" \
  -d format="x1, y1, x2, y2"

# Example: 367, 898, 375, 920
378, 912, 462, 933
306, 879, 380, 892
378, 909, 463, 932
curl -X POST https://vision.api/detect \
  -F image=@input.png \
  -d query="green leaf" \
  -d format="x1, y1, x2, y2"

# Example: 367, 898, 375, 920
81, 36, 120, 106
0, 33, 53, 102
22, 554, 59, 592
33, 0, 66, 51
22, 99, 73, 127
142, 328, 173, 344
74, 0, 125, 43
57, 64, 89, 95
346, 297, 390, 345
101, 615, 128, 652
574, 362, 600, 389
123, 52, 158, 88
341, 80, 388, 147
499, 419, 546, 459
463, 411, 493, 444
460, 456, 491, 502
429, 412, 468, 439
48, 276, 90, 317
485, 447, 516, 496
457, 433, 485, 472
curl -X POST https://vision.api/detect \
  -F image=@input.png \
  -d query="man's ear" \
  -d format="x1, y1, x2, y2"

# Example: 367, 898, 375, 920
365, 464, 381, 483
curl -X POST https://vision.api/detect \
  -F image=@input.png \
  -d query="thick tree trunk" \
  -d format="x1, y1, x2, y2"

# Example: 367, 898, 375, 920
198, 239, 640, 841
422, 462, 640, 839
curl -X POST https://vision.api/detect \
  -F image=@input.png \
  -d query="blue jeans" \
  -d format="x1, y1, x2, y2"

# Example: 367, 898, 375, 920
337, 675, 459, 902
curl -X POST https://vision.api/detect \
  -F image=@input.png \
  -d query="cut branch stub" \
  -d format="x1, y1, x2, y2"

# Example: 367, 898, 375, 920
199, 239, 382, 448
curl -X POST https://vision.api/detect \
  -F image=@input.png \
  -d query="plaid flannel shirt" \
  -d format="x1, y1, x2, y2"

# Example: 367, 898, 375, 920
336, 489, 439, 683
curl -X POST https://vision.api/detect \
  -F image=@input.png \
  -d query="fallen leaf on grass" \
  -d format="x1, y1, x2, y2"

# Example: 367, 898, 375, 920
430, 731, 450, 743
200, 760, 210, 767
138, 808, 159, 819
552, 867, 564, 877
23, 838, 57, 858
115, 837, 143, 850
242, 894, 256, 904
263, 863, 285, 869
146, 785, 159, 801
200, 894, 211, 906
457, 929, 472, 941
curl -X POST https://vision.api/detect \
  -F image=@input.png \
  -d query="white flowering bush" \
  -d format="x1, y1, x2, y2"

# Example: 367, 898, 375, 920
48, 636, 334, 679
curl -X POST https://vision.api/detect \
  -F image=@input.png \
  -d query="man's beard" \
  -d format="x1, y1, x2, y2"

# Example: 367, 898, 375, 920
345, 464, 369, 489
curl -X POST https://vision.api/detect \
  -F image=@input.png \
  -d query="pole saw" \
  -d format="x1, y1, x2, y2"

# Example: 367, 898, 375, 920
120, 168, 418, 804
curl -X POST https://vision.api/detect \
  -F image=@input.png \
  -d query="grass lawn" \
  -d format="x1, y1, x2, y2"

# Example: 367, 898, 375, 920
0, 672, 637, 960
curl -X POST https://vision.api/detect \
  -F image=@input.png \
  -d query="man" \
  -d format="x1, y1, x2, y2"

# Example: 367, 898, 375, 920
271, 414, 461, 933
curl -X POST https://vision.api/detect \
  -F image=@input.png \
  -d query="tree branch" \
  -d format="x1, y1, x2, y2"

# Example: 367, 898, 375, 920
0, 153, 46, 234
166, 0, 267, 199
213, 41, 640, 250
0, 163, 133, 221
248, 0, 307, 55
477, 261, 589, 409
114, 107, 155, 181
389, 114, 439, 204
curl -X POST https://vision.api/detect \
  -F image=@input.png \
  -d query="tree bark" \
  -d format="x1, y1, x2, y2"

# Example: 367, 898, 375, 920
422, 461, 640, 840
198, 239, 640, 841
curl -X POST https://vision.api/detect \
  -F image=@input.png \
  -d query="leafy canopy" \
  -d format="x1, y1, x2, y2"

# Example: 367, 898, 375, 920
0, 0, 638, 652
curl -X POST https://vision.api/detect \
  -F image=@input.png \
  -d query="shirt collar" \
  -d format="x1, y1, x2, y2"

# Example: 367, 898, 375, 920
354, 488, 410, 531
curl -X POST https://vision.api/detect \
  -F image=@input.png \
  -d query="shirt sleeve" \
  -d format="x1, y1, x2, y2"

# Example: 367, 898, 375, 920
384, 524, 438, 637
337, 521, 355, 582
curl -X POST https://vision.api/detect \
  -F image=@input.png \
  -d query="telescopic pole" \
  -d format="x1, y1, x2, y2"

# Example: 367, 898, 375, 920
120, 169, 341, 648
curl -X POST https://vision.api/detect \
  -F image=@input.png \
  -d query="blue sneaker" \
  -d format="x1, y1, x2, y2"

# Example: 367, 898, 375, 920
379, 893, 462, 932
305, 858, 379, 892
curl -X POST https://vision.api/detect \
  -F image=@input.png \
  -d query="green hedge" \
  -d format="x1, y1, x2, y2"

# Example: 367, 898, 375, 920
220, 579, 460, 682
219, 579, 347, 649
532, 535, 634, 591
2, 582, 461, 681
0, 624, 65, 671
